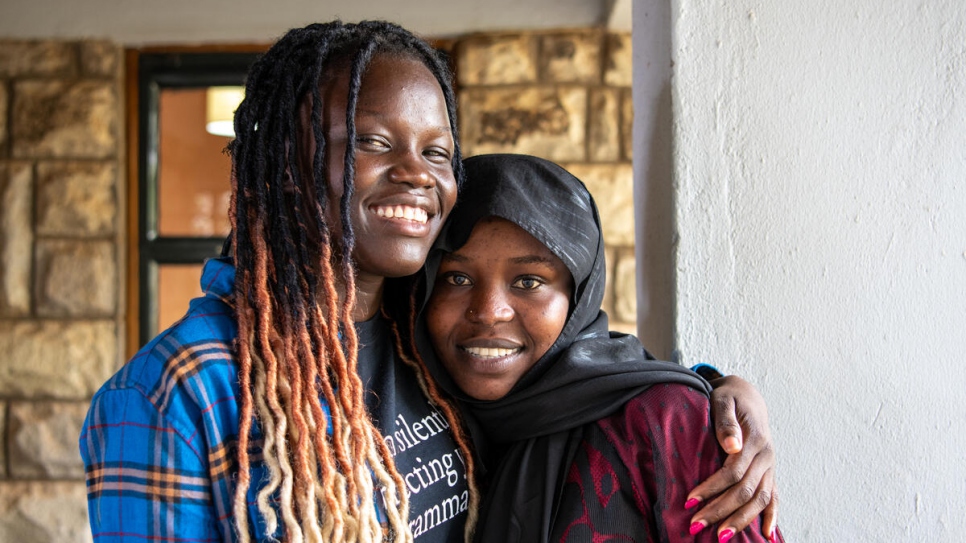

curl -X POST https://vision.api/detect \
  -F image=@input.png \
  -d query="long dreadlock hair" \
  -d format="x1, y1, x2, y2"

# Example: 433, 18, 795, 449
226, 20, 477, 543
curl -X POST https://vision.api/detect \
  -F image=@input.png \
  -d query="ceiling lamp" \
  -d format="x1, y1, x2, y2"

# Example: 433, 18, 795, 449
205, 86, 245, 137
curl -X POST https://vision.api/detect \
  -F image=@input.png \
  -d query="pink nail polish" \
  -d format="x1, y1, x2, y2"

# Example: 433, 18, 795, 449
684, 497, 700, 509
689, 522, 705, 536
718, 529, 735, 543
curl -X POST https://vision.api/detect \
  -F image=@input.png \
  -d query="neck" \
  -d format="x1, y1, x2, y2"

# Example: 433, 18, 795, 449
350, 272, 384, 322
316, 249, 384, 322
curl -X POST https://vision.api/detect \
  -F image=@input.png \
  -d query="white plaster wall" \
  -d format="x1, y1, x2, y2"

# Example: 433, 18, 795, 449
658, 0, 966, 540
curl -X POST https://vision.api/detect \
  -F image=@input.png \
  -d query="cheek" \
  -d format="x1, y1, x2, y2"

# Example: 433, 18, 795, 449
320, 173, 346, 229
437, 171, 459, 220
537, 295, 570, 345
322, 143, 350, 206
425, 296, 455, 344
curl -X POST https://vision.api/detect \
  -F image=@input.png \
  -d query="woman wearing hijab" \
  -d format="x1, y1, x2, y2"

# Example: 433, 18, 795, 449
413, 154, 784, 542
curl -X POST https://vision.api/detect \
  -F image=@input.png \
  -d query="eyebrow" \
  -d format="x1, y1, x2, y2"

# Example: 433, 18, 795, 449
355, 109, 452, 135
441, 253, 557, 267
510, 255, 557, 266
440, 253, 469, 263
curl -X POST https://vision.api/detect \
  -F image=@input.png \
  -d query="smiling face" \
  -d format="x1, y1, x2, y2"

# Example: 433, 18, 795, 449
317, 53, 458, 282
426, 217, 573, 400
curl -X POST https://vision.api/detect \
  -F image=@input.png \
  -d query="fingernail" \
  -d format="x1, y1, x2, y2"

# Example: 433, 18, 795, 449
723, 436, 742, 453
718, 529, 735, 543
684, 497, 701, 509
689, 521, 706, 536
768, 531, 777, 543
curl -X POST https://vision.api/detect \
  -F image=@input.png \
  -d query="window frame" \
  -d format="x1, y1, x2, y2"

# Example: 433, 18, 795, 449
126, 48, 264, 355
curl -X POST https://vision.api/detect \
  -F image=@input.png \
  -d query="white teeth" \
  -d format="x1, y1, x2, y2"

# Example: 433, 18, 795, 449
375, 205, 428, 224
463, 346, 519, 359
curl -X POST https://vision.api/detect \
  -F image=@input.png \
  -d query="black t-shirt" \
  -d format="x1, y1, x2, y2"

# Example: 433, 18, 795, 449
356, 316, 469, 542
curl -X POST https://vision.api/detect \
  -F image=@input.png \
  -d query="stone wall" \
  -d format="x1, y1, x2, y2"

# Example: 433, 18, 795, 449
0, 40, 122, 543
454, 30, 637, 333
0, 28, 633, 542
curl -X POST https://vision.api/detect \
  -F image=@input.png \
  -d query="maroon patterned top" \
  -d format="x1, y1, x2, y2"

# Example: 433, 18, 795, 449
550, 383, 785, 543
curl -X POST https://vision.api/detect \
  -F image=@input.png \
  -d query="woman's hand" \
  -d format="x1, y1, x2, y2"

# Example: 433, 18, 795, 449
687, 375, 778, 541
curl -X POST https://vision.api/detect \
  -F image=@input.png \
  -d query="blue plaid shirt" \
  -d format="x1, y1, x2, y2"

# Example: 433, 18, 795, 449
80, 257, 250, 542
80, 257, 469, 542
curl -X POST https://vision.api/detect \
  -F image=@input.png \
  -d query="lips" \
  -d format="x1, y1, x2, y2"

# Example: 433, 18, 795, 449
458, 336, 524, 360
367, 189, 438, 233
373, 204, 428, 224
450, 338, 526, 386
461, 346, 522, 359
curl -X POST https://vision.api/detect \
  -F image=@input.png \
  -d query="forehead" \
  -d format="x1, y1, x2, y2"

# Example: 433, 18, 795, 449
322, 53, 441, 102
458, 217, 556, 260
315, 53, 450, 137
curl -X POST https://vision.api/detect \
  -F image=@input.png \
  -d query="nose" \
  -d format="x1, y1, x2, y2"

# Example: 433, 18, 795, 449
466, 285, 513, 325
388, 151, 434, 189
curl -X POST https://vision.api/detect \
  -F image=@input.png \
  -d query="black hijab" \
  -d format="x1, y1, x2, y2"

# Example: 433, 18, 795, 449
415, 154, 711, 542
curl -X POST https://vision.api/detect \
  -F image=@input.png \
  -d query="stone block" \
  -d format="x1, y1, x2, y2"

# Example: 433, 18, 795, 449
12, 80, 117, 159
540, 31, 602, 84
604, 33, 633, 87
460, 86, 586, 162
79, 41, 120, 77
565, 163, 635, 245
457, 34, 537, 86
540, 32, 602, 84
35, 240, 116, 316
613, 246, 638, 323
8, 401, 88, 479
36, 161, 117, 236
0, 401, 6, 478
0, 82, 7, 152
589, 88, 621, 162
621, 89, 634, 160
0, 481, 92, 543
0, 320, 117, 399
0, 162, 33, 316
0, 41, 75, 78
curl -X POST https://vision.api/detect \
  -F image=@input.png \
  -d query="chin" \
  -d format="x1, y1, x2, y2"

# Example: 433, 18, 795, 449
390, 263, 424, 278
459, 380, 510, 401
384, 252, 427, 277
356, 244, 430, 278
468, 389, 507, 402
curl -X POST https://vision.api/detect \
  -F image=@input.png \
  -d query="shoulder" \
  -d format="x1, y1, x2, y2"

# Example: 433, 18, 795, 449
585, 384, 724, 503
83, 276, 240, 453
97, 308, 237, 405
623, 383, 711, 417
605, 383, 711, 426
101, 257, 238, 400
593, 383, 714, 458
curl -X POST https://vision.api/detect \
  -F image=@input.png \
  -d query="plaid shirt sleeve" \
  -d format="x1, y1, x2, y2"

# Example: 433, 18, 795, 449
80, 259, 242, 543
80, 382, 227, 542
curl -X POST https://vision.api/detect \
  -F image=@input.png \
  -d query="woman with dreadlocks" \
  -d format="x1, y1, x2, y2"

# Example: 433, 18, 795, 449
80, 19, 778, 543
81, 21, 475, 543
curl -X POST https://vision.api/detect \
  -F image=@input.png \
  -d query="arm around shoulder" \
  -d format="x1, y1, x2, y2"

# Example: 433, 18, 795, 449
618, 384, 780, 543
